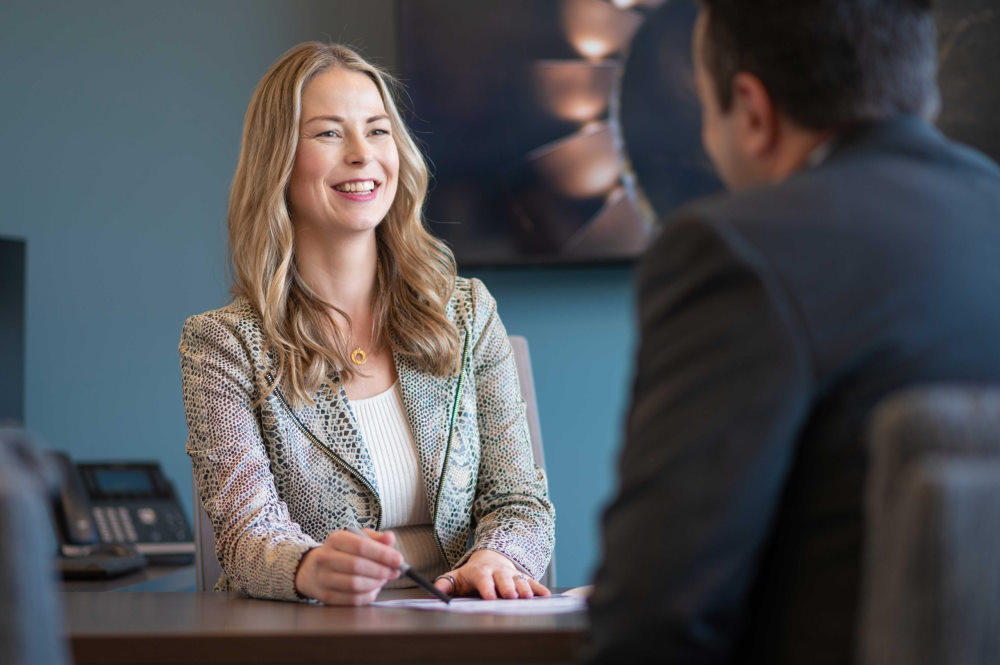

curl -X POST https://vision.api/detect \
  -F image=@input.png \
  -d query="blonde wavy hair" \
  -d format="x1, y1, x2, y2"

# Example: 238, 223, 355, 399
228, 42, 459, 406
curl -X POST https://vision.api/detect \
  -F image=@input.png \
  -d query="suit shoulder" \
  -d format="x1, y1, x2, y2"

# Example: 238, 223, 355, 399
648, 189, 779, 260
939, 137, 1000, 181
180, 298, 263, 350
449, 276, 497, 337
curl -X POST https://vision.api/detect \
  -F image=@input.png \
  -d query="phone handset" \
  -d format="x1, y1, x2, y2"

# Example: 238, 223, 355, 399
48, 450, 99, 547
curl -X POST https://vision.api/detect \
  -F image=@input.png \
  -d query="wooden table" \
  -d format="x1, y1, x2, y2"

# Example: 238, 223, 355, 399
63, 589, 588, 664
62, 564, 196, 593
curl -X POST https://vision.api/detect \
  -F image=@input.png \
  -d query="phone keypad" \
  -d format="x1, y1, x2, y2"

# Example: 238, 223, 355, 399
92, 506, 143, 543
92, 508, 113, 543
91, 503, 192, 544
119, 507, 139, 542
100, 507, 127, 542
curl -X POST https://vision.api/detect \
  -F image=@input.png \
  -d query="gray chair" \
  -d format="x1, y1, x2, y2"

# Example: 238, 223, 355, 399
192, 477, 222, 593
193, 334, 555, 591
508, 335, 556, 587
0, 429, 71, 665
859, 385, 1000, 665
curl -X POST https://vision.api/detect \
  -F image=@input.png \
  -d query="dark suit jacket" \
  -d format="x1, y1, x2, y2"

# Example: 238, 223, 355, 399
588, 116, 1000, 664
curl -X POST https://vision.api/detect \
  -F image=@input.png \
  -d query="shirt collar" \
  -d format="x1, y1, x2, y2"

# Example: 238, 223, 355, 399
804, 136, 838, 169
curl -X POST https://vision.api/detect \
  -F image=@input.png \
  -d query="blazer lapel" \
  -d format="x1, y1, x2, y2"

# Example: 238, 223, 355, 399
394, 340, 465, 522
274, 374, 381, 501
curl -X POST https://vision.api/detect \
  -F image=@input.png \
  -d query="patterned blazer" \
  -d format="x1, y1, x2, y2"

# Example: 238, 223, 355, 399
179, 277, 555, 601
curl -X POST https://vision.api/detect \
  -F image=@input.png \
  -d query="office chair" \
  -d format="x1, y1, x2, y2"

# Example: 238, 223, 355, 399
193, 334, 556, 590
508, 334, 557, 588
0, 429, 71, 665
859, 385, 1000, 665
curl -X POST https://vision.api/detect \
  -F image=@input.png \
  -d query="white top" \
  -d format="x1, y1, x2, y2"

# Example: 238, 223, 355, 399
351, 382, 445, 588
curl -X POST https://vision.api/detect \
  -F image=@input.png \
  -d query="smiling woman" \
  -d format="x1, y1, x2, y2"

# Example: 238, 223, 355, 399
287, 68, 399, 236
226, 44, 452, 392
178, 43, 555, 607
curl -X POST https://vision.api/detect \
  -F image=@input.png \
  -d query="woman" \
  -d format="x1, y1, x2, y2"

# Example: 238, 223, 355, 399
179, 43, 555, 605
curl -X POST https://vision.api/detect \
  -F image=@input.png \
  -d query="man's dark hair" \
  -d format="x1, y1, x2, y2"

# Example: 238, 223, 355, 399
700, 0, 940, 130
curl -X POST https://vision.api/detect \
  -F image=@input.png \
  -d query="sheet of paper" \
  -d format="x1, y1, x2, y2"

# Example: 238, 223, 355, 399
372, 593, 587, 615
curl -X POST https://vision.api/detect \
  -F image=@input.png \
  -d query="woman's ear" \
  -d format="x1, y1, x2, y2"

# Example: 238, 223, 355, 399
730, 71, 779, 160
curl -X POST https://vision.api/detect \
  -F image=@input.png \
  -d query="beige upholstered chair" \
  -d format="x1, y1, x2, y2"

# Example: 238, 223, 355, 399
193, 334, 555, 591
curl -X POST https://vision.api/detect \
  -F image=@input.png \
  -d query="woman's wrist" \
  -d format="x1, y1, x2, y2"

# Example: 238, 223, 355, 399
293, 546, 319, 600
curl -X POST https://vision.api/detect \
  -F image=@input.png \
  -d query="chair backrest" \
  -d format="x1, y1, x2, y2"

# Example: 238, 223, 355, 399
509, 335, 556, 587
193, 334, 555, 591
859, 385, 1000, 665
192, 478, 221, 592
0, 429, 71, 665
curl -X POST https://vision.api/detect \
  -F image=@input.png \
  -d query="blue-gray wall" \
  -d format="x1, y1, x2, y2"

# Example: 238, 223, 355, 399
470, 267, 634, 586
0, 0, 635, 587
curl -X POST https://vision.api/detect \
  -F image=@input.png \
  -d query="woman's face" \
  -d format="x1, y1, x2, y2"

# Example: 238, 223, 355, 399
287, 67, 400, 238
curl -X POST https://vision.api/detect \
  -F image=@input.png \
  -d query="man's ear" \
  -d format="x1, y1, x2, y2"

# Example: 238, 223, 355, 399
730, 72, 778, 159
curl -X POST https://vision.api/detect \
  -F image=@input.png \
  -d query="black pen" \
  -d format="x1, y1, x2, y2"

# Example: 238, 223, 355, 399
347, 526, 452, 603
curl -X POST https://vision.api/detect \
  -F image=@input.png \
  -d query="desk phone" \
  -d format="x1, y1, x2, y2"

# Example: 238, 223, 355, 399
50, 452, 195, 562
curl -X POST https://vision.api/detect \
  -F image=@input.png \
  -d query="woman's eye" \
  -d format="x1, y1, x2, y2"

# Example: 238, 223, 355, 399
316, 130, 340, 138
370, 128, 390, 136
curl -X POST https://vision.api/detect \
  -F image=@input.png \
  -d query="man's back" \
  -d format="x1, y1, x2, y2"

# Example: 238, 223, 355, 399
589, 117, 1000, 664
724, 117, 1000, 661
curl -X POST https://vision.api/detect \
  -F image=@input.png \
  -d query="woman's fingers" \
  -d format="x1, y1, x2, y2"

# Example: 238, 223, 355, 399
493, 570, 542, 599
363, 527, 397, 549
471, 566, 498, 600
493, 568, 520, 599
433, 572, 458, 596
528, 577, 551, 597
444, 550, 550, 600
295, 528, 404, 605
421, 550, 550, 602
512, 574, 534, 599
315, 547, 400, 580
444, 564, 495, 600
326, 529, 402, 570
307, 535, 400, 580
314, 569, 387, 594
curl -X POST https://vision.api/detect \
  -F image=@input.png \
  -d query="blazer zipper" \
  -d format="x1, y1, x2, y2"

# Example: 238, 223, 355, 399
431, 330, 471, 567
266, 373, 384, 531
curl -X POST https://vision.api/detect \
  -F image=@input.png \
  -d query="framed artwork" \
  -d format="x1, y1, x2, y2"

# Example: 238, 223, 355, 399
398, 0, 722, 266
934, 0, 1000, 164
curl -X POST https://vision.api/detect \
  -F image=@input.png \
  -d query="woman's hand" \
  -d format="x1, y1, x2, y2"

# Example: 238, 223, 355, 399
294, 528, 401, 605
432, 549, 550, 600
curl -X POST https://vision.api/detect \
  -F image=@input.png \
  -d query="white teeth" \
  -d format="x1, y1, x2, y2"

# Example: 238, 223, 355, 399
334, 180, 376, 193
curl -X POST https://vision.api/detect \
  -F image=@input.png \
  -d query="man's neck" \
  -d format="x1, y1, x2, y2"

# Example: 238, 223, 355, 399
766, 119, 837, 183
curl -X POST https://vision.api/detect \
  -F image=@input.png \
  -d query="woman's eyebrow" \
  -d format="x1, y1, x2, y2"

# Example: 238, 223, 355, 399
303, 114, 344, 125
303, 114, 390, 125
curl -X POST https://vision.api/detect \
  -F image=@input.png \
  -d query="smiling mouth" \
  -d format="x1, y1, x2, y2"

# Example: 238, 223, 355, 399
333, 179, 378, 194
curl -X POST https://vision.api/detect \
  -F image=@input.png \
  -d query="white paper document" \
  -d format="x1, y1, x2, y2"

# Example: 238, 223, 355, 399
372, 593, 587, 615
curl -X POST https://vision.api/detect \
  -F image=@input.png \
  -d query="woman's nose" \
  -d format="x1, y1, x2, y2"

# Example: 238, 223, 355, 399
345, 137, 373, 166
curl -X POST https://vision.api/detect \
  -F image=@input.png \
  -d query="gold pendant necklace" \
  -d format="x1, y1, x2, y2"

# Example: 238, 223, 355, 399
350, 347, 367, 365
350, 317, 376, 366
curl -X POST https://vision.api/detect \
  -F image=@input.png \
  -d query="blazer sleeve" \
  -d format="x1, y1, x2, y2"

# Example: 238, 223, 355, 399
587, 214, 813, 663
458, 278, 556, 579
179, 313, 319, 601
